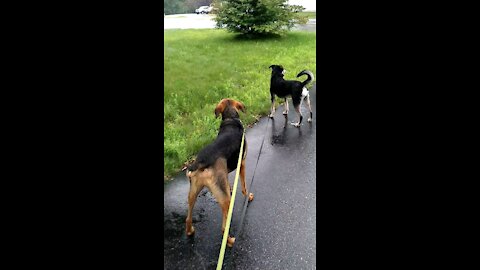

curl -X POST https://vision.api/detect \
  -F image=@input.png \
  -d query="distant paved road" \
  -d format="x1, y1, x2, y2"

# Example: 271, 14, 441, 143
164, 14, 216, 29
164, 13, 316, 31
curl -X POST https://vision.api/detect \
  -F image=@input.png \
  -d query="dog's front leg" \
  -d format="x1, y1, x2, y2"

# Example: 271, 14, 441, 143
282, 98, 289, 115
269, 94, 275, 118
240, 158, 254, 202
222, 197, 236, 247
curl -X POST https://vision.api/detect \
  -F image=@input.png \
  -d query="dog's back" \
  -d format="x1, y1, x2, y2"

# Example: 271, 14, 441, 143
188, 118, 244, 172
271, 77, 304, 98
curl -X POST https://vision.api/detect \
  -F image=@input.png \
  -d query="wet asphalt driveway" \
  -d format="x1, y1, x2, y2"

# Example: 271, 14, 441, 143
164, 84, 317, 270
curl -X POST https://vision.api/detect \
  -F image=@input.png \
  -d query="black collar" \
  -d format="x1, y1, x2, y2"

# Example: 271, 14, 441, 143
221, 118, 243, 127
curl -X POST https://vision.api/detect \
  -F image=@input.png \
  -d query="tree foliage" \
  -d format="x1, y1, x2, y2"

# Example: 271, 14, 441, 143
213, 0, 308, 37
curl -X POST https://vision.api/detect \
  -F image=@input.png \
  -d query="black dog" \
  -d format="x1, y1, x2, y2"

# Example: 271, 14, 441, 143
268, 65, 314, 127
186, 98, 253, 248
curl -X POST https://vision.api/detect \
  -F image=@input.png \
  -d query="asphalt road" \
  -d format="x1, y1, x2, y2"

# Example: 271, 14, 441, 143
164, 84, 317, 270
164, 14, 217, 29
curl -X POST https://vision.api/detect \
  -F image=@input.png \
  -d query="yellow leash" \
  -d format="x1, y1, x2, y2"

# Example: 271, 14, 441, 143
216, 131, 245, 270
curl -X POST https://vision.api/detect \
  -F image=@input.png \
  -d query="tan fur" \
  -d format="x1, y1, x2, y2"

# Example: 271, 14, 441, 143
215, 98, 246, 118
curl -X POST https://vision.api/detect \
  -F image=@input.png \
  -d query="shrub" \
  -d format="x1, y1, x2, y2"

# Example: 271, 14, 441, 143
213, 0, 308, 37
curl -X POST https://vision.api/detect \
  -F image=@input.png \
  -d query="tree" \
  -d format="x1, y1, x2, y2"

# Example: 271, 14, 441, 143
164, 0, 185, 15
213, 0, 308, 37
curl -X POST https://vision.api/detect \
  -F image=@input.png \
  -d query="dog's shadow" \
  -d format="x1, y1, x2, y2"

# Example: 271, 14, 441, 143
270, 115, 289, 146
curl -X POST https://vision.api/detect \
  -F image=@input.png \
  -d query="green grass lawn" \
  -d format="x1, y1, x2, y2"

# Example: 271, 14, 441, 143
164, 29, 316, 180
301, 12, 316, 19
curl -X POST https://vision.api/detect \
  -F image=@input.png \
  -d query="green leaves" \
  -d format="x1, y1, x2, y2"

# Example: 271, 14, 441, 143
213, 0, 307, 37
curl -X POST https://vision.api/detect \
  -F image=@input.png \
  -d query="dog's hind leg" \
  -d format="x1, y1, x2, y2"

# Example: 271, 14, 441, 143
208, 174, 236, 247
282, 98, 289, 115
305, 92, 313, 123
185, 170, 207, 236
207, 158, 236, 247
290, 98, 303, 127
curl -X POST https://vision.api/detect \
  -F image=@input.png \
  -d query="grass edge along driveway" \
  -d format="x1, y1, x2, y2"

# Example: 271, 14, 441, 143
164, 29, 316, 180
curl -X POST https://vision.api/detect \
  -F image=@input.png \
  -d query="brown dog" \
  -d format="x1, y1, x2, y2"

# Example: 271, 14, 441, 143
185, 98, 254, 247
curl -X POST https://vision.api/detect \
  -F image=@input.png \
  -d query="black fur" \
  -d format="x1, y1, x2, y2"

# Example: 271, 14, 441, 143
269, 65, 313, 107
187, 117, 245, 173
297, 70, 314, 88
268, 65, 314, 125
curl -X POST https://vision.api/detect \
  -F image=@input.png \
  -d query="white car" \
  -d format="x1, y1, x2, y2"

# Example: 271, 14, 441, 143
195, 6, 213, 14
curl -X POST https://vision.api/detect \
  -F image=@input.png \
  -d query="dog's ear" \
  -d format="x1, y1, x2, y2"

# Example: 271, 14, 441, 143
232, 100, 246, 114
269, 65, 275, 69
214, 99, 228, 118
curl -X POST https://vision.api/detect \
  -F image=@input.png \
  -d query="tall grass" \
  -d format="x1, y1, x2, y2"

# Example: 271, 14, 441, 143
164, 29, 316, 179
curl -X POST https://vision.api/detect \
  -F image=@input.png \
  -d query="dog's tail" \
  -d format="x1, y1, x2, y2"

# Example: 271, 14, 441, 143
297, 70, 315, 88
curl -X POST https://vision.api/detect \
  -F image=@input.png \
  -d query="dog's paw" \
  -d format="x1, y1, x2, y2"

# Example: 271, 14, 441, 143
227, 236, 236, 247
290, 122, 301, 127
282, 111, 288, 115
186, 226, 195, 236
248, 193, 254, 202
269, 113, 274, 118
307, 118, 312, 123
